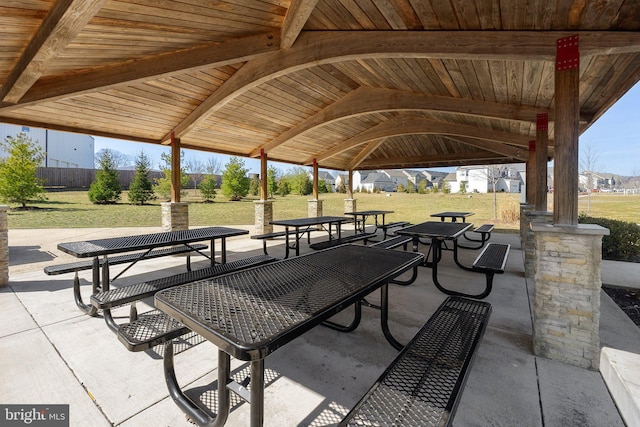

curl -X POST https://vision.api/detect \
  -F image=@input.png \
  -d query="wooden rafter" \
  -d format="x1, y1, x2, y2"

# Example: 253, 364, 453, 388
0, 0, 107, 104
165, 30, 639, 142
281, 0, 319, 48
7, 32, 280, 108
250, 87, 568, 157
360, 151, 505, 168
348, 139, 386, 170
304, 115, 534, 165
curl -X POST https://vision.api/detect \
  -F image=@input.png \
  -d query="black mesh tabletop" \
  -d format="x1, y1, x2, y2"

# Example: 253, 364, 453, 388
396, 221, 473, 239
57, 226, 248, 257
155, 244, 424, 361
270, 216, 349, 227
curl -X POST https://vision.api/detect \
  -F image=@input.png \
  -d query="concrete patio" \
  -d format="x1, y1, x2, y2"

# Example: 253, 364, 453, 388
2, 225, 639, 426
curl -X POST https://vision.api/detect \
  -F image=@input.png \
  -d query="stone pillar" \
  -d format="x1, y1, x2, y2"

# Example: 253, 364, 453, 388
0, 206, 8, 287
308, 199, 323, 230
531, 223, 609, 370
519, 204, 533, 247
523, 210, 552, 279
254, 200, 273, 235
344, 198, 356, 214
161, 202, 189, 232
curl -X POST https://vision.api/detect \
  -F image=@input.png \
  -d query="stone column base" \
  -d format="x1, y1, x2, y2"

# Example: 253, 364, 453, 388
531, 223, 609, 370
519, 204, 533, 247
0, 205, 8, 287
254, 200, 273, 235
161, 202, 189, 232
523, 210, 552, 279
308, 199, 323, 230
344, 198, 357, 214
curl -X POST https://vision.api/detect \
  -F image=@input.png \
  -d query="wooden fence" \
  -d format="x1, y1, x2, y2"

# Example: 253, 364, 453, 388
37, 167, 167, 189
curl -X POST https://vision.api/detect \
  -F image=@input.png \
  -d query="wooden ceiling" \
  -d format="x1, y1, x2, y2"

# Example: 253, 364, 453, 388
1, 1, 639, 171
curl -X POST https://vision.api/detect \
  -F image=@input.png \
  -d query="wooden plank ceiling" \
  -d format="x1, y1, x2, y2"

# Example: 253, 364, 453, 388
0, 0, 639, 171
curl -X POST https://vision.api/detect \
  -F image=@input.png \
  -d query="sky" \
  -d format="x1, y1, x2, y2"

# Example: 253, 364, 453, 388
94, 81, 640, 177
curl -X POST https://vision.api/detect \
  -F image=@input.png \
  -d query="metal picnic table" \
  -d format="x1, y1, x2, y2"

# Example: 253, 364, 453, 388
270, 216, 351, 258
155, 244, 424, 427
344, 209, 393, 233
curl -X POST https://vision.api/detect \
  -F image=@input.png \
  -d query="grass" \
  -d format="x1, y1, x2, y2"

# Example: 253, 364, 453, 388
5, 190, 638, 230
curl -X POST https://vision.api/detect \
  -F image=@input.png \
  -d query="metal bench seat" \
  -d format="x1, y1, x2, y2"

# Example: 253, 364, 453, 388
91, 254, 276, 310
341, 296, 492, 427
44, 244, 208, 275
117, 309, 189, 352
309, 233, 377, 251
370, 235, 412, 251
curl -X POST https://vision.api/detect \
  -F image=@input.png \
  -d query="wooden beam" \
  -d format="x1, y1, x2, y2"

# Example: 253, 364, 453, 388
535, 113, 549, 211
165, 30, 639, 142
451, 136, 527, 161
171, 133, 181, 203
305, 116, 533, 165
11, 32, 280, 107
348, 139, 385, 170
1, 0, 107, 103
553, 36, 580, 225
251, 87, 558, 157
526, 140, 536, 206
312, 159, 319, 199
260, 149, 268, 200
347, 170, 353, 198
281, 0, 318, 48
360, 151, 503, 168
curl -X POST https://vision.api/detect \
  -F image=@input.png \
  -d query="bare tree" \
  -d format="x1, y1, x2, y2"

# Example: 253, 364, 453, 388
579, 142, 599, 212
205, 156, 222, 175
94, 149, 130, 169
185, 157, 205, 192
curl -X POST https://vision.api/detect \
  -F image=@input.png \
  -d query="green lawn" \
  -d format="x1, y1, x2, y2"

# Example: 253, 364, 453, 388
5, 190, 638, 230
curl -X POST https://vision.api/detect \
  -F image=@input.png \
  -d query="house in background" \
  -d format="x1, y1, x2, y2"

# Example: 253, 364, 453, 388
359, 172, 396, 192
380, 170, 410, 189
0, 123, 94, 169
421, 170, 447, 189
308, 170, 336, 192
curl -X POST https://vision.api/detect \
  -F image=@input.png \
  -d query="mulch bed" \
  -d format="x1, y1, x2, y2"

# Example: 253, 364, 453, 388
603, 285, 640, 328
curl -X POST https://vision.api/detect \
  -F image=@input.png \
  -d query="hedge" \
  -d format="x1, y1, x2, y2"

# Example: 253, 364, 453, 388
578, 214, 640, 262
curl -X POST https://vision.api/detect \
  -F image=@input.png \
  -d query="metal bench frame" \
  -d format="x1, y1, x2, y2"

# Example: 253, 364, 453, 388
340, 296, 492, 427
251, 230, 310, 256
378, 221, 410, 239
92, 254, 276, 337
447, 242, 510, 299
458, 224, 495, 250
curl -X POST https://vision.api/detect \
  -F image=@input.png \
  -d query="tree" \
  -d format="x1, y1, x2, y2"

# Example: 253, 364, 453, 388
94, 148, 130, 169
153, 151, 190, 200
199, 174, 217, 202
276, 178, 290, 196
580, 142, 599, 212
0, 132, 46, 208
286, 167, 312, 195
267, 166, 278, 198
128, 151, 156, 205
248, 174, 260, 196
185, 158, 205, 193
88, 149, 121, 204
221, 157, 249, 201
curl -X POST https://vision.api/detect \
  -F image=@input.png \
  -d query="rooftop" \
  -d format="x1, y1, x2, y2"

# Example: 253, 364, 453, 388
2, 225, 640, 426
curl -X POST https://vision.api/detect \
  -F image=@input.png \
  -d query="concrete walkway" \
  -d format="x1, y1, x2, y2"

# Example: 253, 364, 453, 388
2, 226, 639, 426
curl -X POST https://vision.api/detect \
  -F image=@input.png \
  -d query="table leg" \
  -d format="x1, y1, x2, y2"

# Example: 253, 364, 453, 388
380, 283, 403, 350
164, 342, 231, 427
250, 359, 265, 427
73, 256, 99, 316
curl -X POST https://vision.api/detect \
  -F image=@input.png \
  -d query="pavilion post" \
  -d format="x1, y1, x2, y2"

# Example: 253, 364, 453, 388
161, 132, 188, 231
254, 149, 273, 235
531, 35, 609, 370
308, 159, 323, 223
520, 142, 535, 248
0, 205, 8, 287
344, 170, 356, 214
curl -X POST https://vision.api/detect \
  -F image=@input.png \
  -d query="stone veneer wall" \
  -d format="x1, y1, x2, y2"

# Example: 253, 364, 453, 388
522, 210, 552, 278
531, 223, 609, 370
344, 198, 356, 214
161, 202, 189, 231
254, 200, 273, 235
308, 199, 323, 230
0, 206, 8, 287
